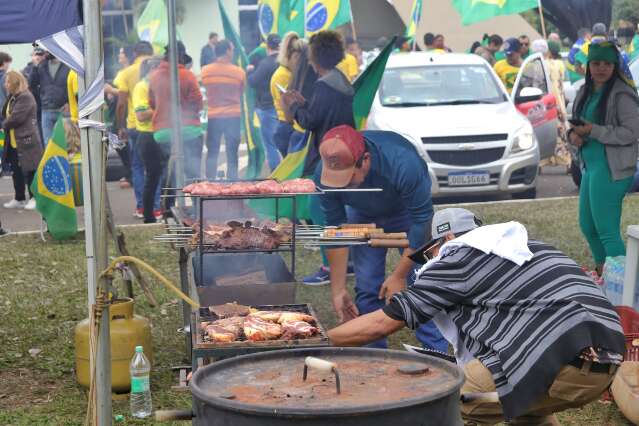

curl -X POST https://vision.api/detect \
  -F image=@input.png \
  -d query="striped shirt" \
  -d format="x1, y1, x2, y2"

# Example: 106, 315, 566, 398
201, 61, 245, 118
384, 240, 625, 419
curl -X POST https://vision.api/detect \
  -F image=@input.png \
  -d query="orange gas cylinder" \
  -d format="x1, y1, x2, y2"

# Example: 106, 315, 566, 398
74, 298, 153, 393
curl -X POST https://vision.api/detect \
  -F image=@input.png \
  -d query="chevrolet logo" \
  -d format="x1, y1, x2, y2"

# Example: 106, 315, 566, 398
458, 144, 476, 151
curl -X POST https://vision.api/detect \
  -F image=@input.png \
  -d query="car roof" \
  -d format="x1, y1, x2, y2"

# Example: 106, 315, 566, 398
385, 52, 489, 68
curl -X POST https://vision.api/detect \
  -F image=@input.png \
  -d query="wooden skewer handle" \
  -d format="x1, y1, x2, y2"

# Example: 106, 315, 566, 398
369, 239, 410, 248
339, 223, 377, 229
368, 232, 408, 240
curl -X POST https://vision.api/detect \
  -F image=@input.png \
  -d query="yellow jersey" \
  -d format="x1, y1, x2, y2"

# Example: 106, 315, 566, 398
493, 59, 520, 94
115, 56, 149, 129
132, 79, 153, 133
337, 53, 359, 82
67, 70, 79, 122
270, 65, 304, 133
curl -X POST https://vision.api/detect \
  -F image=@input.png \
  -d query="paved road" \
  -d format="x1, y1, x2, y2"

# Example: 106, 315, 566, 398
0, 165, 578, 233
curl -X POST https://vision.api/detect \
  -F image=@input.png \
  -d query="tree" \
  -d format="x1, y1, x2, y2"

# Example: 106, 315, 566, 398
613, 0, 639, 25
539, 0, 613, 41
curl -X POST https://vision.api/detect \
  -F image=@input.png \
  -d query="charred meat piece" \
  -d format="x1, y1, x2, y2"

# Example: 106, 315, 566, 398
205, 324, 237, 343
278, 312, 316, 324
209, 302, 251, 318
244, 315, 283, 341
280, 320, 318, 340
250, 311, 283, 322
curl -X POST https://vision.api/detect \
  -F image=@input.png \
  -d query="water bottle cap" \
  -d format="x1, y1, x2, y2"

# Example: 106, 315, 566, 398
135, 345, 143, 353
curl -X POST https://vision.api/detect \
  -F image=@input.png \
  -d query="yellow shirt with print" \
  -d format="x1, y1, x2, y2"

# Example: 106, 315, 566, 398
337, 53, 359, 82
270, 65, 304, 133
493, 59, 520, 94
132, 79, 153, 133
116, 56, 150, 129
67, 70, 79, 122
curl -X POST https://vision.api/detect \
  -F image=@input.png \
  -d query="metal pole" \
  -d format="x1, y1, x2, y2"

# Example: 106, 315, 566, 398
537, 0, 547, 39
81, 0, 111, 424
348, 1, 357, 42
304, 0, 308, 38
167, 0, 185, 209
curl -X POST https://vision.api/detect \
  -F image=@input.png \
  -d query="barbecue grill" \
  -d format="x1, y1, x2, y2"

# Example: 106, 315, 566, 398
191, 304, 329, 362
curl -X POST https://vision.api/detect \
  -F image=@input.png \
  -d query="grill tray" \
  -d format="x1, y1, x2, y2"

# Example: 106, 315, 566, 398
193, 303, 329, 350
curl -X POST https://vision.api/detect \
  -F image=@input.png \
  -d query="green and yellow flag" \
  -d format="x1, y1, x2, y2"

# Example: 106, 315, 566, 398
405, 0, 423, 41
258, 0, 305, 38
30, 118, 77, 240
137, 0, 169, 54
219, 0, 266, 179
452, 0, 537, 26
305, 0, 352, 36
0, 130, 4, 161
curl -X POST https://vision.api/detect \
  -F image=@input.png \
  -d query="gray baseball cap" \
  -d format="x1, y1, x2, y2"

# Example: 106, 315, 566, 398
410, 208, 483, 264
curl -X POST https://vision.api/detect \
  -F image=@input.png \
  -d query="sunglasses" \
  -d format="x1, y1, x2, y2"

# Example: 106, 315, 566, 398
422, 238, 445, 261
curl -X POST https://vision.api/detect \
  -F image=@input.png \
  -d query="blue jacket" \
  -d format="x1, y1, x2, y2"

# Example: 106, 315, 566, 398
314, 130, 433, 249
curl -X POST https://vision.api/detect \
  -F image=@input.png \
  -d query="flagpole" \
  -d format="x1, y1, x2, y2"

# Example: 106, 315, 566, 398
537, 0, 547, 39
348, 1, 358, 42
303, 0, 307, 38
81, 0, 112, 424
167, 0, 185, 208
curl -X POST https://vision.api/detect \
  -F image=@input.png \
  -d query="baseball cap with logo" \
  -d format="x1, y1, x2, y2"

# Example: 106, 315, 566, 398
503, 37, 522, 56
409, 208, 483, 264
319, 125, 366, 188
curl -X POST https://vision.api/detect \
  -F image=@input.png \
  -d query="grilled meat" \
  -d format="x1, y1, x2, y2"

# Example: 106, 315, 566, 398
278, 312, 316, 324
209, 302, 251, 318
190, 220, 292, 250
280, 320, 318, 340
182, 179, 316, 196
205, 325, 238, 343
244, 315, 283, 341
250, 311, 283, 322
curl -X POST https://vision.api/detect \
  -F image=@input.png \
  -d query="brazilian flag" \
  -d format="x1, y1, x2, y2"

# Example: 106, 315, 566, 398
219, 0, 266, 179
137, 0, 172, 55
258, 0, 305, 38
305, 0, 352, 36
30, 118, 78, 240
452, 0, 537, 26
405, 0, 423, 42
249, 37, 397, 220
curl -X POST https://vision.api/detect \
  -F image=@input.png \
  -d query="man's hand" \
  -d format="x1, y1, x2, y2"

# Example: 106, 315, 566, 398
568, 130, 584, 148
332, 288, 359, 323
378, 274, 406, 304
246, 64, 255, 73
281, 90, 305, 107
572, 122, 593, 137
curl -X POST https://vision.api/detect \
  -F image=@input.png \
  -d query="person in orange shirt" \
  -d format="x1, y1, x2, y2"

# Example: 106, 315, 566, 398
201, 40, 246, 180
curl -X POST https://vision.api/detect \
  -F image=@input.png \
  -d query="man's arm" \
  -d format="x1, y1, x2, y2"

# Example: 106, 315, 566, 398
328, 310, 404, 346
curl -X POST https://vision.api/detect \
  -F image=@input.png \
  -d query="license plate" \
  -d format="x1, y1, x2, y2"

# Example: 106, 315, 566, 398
447, 172, 490, 186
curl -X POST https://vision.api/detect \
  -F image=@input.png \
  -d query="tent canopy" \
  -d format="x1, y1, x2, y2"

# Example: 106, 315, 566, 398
0, 0, 82, 44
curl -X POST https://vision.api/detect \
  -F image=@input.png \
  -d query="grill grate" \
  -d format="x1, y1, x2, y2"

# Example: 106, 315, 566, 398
428, 148, 505, 166
422, 134, 508, 144
194, 303, 329, 349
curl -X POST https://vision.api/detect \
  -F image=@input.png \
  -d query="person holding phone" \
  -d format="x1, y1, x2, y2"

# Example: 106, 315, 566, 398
568, 41, 639, 276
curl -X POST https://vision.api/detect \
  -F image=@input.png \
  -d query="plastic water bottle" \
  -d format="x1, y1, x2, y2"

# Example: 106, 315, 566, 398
603, 256, 625, 306
130, 345, 152, 418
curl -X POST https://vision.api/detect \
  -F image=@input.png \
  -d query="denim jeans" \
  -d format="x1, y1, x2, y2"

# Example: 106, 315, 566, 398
41, 110, 61, 147
183, 136, 203, 182
206, 117, 241, 180
346, 208, 447, 351
137, 132, 171, 222
256, 107, 280, 171
127, 129, 144, 210
274, 121, 293, 157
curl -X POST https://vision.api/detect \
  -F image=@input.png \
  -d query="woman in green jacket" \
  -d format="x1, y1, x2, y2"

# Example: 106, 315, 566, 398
569, 41, 639, 275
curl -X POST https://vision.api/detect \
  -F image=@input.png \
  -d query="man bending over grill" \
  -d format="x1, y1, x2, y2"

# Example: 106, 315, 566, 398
328, 208, 625, 425
315, 125, 446, 352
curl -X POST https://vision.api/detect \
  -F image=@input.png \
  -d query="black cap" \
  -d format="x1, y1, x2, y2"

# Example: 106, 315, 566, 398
266, 33, 281, 50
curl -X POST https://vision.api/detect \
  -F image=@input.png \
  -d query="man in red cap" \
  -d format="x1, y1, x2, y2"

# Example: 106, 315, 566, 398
315, 125, 445, 351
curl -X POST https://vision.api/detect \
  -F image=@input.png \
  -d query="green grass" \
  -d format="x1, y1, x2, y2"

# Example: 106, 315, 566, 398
0, 196, 637, 425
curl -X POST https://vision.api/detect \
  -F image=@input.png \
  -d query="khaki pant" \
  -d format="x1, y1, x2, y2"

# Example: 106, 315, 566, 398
461, 359, 616, 425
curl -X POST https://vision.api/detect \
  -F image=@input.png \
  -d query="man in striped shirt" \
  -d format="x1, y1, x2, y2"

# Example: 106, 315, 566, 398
328, 208, 625, 424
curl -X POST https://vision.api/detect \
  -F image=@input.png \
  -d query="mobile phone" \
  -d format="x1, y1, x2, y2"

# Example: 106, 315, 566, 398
275, 83, 288, 94
568, 118, 585, 126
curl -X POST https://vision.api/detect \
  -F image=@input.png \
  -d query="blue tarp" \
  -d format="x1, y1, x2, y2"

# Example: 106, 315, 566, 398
0, 0, 82, 44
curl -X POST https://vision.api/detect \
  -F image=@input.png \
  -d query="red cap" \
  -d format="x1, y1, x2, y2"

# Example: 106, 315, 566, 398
319, 126, 365, 188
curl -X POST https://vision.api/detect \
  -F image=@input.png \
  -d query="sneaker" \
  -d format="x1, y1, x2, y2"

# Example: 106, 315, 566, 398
302, 266, 330, 286
0, 227, 9, 238
119, 178, 131, 189
3, 199, 26, 209
133, 208, 143, 219
24, 198, 36, 210
153, 209, 163, 220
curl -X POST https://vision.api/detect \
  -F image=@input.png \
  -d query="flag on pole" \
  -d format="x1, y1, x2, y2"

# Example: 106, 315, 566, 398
219, 0, 266, 179
249, 37, 396, 220
405, 0, 423, 41
451, 0, 537, 26
281, 0, 306, 35
30, 118, 78, 240
257, 0, 282, 38
305, 0, 352, 36
137, 0, 169, 53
